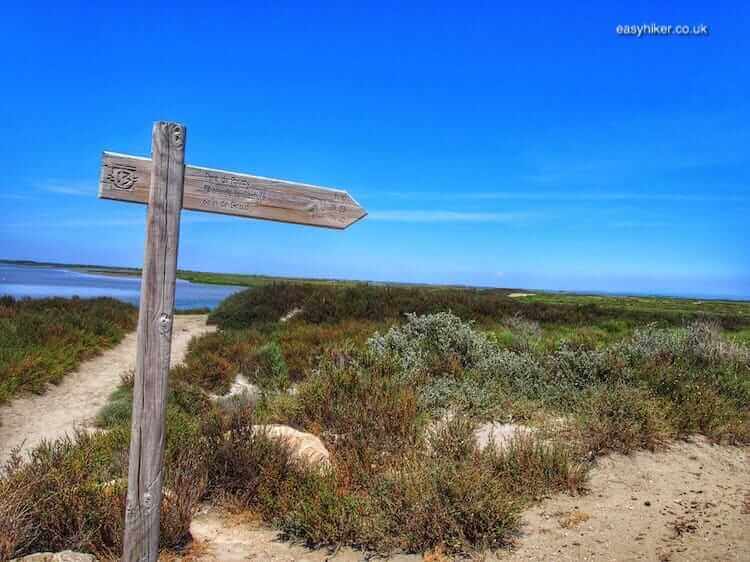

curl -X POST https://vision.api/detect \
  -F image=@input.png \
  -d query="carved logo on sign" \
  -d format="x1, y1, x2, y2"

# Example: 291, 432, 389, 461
108, 167, 138, 191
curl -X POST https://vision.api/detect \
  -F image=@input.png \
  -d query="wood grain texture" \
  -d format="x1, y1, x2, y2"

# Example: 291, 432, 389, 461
99, 152, 366, 229
122, 122, 186, 562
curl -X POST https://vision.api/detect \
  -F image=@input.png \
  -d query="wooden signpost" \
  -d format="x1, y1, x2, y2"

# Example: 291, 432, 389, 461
99, 121, 366, 562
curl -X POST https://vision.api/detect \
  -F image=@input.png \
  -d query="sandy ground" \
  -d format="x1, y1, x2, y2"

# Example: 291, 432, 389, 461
0, 315, 214, 464
186, 511, 419, 562
498, 437, 749, 562
183, 438, 749, 562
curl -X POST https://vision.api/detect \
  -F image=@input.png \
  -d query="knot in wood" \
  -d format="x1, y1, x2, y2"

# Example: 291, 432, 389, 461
143, 491, 154, 513
169, 124, 185, 148
158, 313, 172, 336
125, 500, 138, 522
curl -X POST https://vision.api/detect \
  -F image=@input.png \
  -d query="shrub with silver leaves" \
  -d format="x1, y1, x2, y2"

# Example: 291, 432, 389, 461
368, 312, 496, 380
619, 321, 750, 367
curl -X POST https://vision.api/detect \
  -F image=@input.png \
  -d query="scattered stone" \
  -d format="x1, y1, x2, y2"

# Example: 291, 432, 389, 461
209, 374, 261, 411
254, 424, 331, 470
558, 510, 591, 529
474, 421, 535, 451
11, 552, 96, 562
280, 308, 302, 323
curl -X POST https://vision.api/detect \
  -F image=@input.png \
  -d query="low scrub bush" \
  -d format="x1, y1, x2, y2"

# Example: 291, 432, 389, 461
419, 373, 508, 417
498, 315, 543, 352
171, 329, 263, 393
375, 454, 520, 553
0, 479, 35, 561
0, 420, 209, 560
291, 355, 423, 486
480, 432, 587, 497
368, 312, 495, 383
241, 341, 289, 391
96, 373, 211, 431
365, 313, 750, 447
620, 321, 750, 369
364, 416, 585, 554
278, 319, 381, 380
0, 297, 136, 404
664, 381, 750, 443
576, 385, 672, 454
206, 409, 337, 519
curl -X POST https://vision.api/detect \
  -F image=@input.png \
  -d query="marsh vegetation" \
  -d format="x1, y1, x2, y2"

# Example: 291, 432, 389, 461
0, 296, 136, 406
1, 284, 749, 560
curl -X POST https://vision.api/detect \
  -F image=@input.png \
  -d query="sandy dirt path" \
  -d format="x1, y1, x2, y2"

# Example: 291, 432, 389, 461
183, 438, 749, 562
0, 315, 214, 464
498, 437, 749, 562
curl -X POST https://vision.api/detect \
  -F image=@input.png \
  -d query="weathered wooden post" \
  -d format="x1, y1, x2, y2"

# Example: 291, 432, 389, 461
98, 121, 365, 561
123, 121, 186, 561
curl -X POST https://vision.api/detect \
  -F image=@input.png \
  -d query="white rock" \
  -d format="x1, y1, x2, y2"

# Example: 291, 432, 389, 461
474, 422, 535, 451
210, 374, 260, 410
280, 308, 302, 323
254, 424, 331, 470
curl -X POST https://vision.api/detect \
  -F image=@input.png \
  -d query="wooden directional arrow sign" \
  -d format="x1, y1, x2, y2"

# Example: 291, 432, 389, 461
103, 122, 366, 562
99, 152, 366, 229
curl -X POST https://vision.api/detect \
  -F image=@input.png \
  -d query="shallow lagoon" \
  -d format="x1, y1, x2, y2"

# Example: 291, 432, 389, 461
0, 264, 243, 310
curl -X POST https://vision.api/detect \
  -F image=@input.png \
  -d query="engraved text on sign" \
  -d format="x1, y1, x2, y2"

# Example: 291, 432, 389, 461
99, 152, 366, 229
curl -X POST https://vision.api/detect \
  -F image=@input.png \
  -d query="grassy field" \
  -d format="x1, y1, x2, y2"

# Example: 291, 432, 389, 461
0, 296, 136, 406
1, 283, 749, 560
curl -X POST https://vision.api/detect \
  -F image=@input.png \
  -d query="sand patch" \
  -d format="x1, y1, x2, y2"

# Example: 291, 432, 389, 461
0, 315, 214, 464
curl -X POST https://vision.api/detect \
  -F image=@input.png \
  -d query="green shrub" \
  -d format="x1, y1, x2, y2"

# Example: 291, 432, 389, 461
96, 373, 211, 431
620, 321, 750, 369
278, 319, 381, 380
665, 382, 750, 443
0, 297, 136, 404
292, 355, 423, 486
375, 455, 519, 553
0, 479, 34, 561
499, 315, 542, 351
95, 386, 133, 428
0, 420, 208, 560
276, 476, 372, 548
368, 312, 495, 383
242, 341, 289, 391
480, 432, 587, 498
205, 408, 326, 515
170, 330, 263, 393
576, 385, 672, 454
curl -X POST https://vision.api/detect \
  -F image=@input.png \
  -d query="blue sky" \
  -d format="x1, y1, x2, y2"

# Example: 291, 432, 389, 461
0, 2, 748, 298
